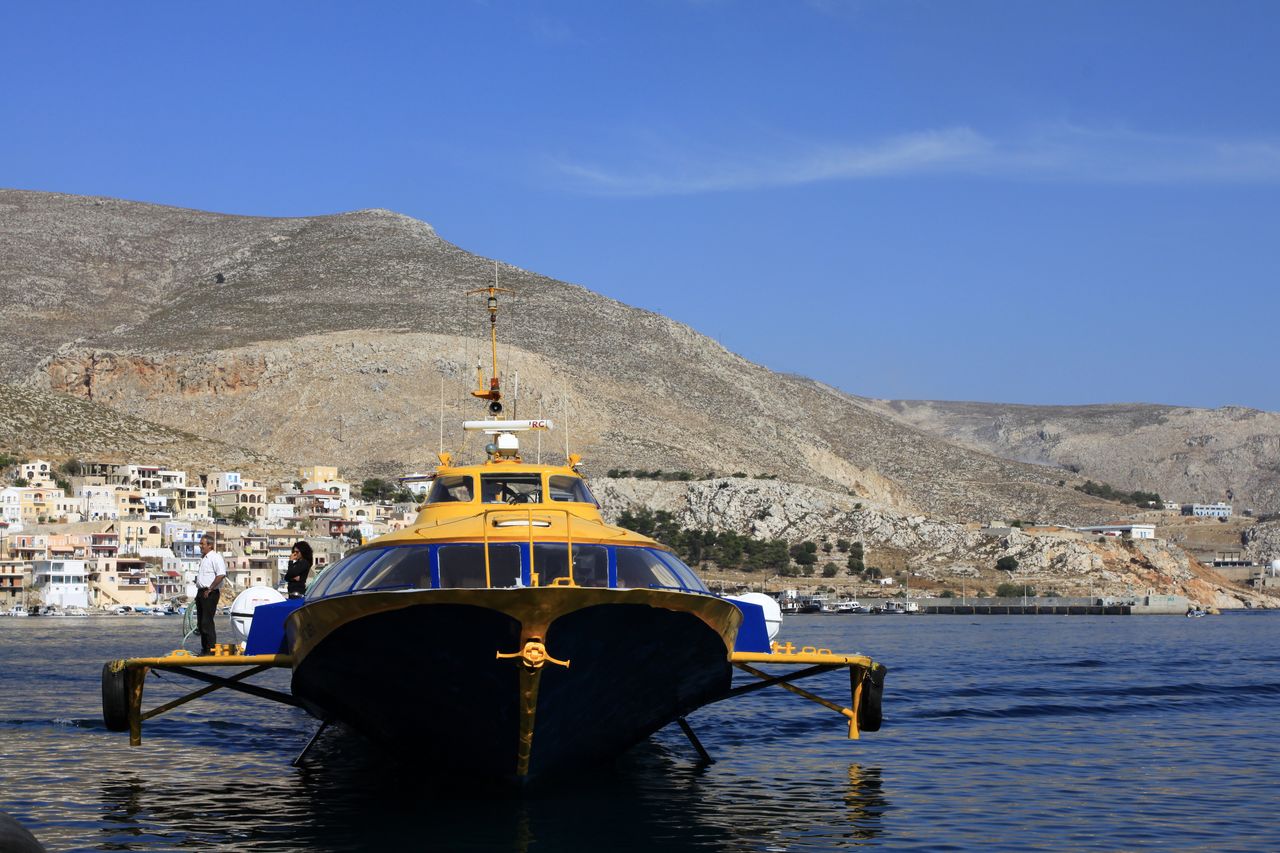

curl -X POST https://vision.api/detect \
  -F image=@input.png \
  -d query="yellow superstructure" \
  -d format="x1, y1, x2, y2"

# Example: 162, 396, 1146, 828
381, 463, 648, 545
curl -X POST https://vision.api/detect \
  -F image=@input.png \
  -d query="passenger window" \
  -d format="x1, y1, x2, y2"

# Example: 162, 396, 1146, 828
615, 547, 682, 590
654, 550, 708, 591
354, 546, 431, 591
306, 549, 384, 599
438, 543, 522, 588
427, 476, 473, 503
532, 543, 608, 587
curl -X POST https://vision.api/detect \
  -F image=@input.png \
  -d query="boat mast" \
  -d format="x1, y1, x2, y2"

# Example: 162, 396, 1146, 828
467, 263, 514, 420
461, 271, 554, 463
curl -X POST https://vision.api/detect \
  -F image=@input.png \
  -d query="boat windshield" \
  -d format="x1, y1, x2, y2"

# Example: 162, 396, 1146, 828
480, 474, 542, 504
438, 543, 522, 588
547, 475, 597, 505
306, 549, 384, 599
616, 547, 707, 592
303, 543, 708, 597
352, 546, 432, 592
427, 476, 473, 503
532, 543, 608, 587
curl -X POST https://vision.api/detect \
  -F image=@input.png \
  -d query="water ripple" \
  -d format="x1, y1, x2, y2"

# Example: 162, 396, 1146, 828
3, 614, 1280, 851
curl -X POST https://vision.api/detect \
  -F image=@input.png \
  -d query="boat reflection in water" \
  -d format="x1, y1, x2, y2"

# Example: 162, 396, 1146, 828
102, 284, 887, 784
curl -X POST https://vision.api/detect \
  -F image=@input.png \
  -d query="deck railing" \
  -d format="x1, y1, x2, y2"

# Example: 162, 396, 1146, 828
479, 506, 575, 587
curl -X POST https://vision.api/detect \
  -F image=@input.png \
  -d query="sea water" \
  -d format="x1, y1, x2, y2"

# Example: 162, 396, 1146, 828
2, 612, 1278, 852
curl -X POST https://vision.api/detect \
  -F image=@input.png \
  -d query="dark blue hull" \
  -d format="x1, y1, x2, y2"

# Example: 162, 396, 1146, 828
288, 590, 739, 782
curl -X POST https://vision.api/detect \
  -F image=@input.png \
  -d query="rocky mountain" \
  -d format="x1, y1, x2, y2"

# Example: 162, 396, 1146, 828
593, 476, 1270, 611
0, 381, 291, 481
1, 188, 1275, 532
1245, 520, 1280, 566
869, 400, 1280, 515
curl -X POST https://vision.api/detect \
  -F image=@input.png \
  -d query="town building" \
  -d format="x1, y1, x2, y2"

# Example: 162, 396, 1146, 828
161, 485, 209, 520
398, 473, 435, 497
19, 459, 56, 487
1077, 523, 1157, 540
0, 487, 24, 527
29, 559, 90, 609
87, 556, 153, 608
78, 484, 121, 520
299, 465, 339, 485
0, 560, 27, 609
209, 471, 244, 494
1181, 502, 1232, 518
210, 484, 268, 521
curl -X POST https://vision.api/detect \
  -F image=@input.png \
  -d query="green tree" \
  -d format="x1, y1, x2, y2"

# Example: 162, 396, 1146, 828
996, 555, 1020, 572
821, 562, 838, 578
995, 581, 1035, 597
360, 478, 396, 501
618, 507, 657, 537
846, 542, 865, 575
746, 540, 790, 574
790, 541, 819, 567
231, 506, 251, 525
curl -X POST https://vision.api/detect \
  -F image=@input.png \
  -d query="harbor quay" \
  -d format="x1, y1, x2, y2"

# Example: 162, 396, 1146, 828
913, 594, 1197, 616
760, 591, 1207, 616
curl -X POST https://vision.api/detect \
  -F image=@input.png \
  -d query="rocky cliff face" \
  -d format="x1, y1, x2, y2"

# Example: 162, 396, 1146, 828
0, 381, 290, 482
872, 399, 1280, 515
1244, 520, 1280, 566
592, 477, 1272, 609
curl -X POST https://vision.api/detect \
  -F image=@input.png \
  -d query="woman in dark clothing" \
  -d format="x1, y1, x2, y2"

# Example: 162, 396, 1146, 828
286, 540, 314, 598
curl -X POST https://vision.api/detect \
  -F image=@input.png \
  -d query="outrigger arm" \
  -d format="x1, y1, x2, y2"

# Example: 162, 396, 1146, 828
102, 653, 297, 747
717, 645, 887, 740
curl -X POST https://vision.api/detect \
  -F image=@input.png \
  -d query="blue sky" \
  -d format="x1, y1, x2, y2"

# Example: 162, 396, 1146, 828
3, 1, 1278, 410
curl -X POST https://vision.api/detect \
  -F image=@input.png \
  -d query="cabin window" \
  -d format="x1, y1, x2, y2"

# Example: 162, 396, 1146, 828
307, 548, 385, 599
653, 550, 708, 592
480, 474, 542, 505
427, 476, 474, 504
548, 475, 597, 505
532, 543, 608, 587
352, 546, 432, 592
438, 543, 521, 588
615, 547, 682, 590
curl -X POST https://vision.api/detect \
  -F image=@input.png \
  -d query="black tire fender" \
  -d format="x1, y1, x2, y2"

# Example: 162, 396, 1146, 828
858, 665, 886, 732
102, 663, 130, 732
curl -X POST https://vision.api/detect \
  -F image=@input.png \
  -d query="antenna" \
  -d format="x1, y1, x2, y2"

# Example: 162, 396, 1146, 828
438, 374, 445, 456
466, 271, 514, 420
537, 399, 543, 463
512, 371, 520, 421
563, 388, 570, 462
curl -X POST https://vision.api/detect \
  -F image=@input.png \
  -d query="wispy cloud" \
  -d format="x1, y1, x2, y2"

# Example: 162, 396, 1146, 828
552, 124, 1280, 196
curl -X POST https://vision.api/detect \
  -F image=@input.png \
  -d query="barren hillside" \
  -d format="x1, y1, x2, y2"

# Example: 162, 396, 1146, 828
2, 189, 1274, 527
871, 399, 1280, 515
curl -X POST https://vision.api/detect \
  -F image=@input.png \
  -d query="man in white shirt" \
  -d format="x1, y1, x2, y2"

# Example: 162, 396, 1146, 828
196, 533, 227, 655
